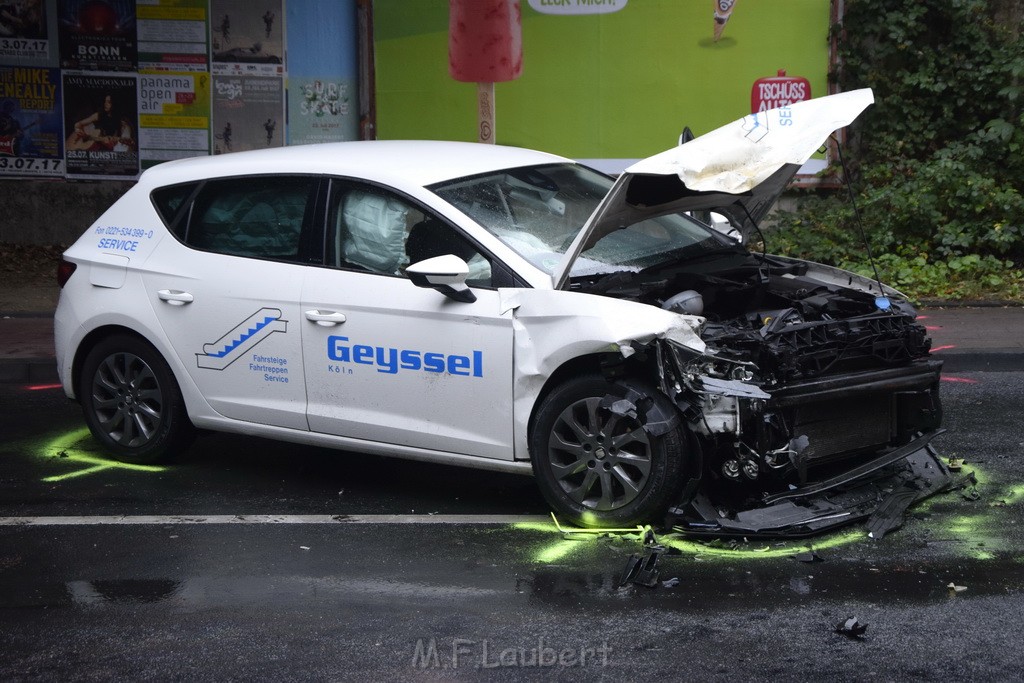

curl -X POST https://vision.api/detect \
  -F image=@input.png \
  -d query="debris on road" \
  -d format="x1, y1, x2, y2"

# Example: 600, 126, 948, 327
620, 548, 662, 588
835, 617, 868, 640
667, 444, 951, 538
791, 550, 824, 563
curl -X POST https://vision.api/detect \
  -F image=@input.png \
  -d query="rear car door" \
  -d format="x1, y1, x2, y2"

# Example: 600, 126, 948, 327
142, 175, 321, 431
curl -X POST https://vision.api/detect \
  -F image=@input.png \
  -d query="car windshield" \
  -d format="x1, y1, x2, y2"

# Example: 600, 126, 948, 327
430, 163, 729, 277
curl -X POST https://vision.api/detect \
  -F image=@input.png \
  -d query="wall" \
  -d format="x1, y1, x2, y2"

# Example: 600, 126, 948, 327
0, 179, 131, 245
1, 0, 359, 244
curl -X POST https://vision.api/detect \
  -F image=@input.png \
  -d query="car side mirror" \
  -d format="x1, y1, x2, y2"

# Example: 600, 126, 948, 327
407, 254, 477, 303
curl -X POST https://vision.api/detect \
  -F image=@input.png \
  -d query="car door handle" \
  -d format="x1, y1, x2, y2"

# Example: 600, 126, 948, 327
157, 289, 194, 305
305, 310, 347, 326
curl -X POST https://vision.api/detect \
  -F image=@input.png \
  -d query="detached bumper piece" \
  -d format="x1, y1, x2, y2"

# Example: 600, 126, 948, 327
668, 431, 950, 538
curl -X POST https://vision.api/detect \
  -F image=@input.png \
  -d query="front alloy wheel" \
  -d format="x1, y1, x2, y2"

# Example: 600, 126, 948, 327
547, 397, 653, 511
530, 375, 689, 527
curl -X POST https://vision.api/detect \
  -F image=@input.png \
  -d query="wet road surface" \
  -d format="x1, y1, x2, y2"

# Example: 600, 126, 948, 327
1, 372, 1023, 680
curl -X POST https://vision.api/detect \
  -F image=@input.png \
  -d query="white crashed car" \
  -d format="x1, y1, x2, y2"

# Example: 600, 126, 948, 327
55, 89, 946, 531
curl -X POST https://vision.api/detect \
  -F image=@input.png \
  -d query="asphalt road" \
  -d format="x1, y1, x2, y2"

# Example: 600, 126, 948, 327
1, 371, 1022, 681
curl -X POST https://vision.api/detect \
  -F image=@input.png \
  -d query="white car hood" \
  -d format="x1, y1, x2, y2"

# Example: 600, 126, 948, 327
553, 88, 875, 290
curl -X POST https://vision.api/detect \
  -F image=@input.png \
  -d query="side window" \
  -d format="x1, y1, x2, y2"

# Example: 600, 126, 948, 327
184, 176, 316, 261
151, 182, 199, 239
326, 181, 493, 287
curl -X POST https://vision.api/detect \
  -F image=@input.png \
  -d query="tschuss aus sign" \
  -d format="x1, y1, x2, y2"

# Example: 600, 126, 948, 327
751, 70, 811, 113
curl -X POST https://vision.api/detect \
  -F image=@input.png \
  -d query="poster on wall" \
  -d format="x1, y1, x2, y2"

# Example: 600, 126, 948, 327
0, 65, 63, 176
62, 71, 138, 178
0, 0, 53, 64
211, 75, 281, 154
210, 0, 283, 77
287, 78, 353, 145
137, 0, 209, 72
138, 70, 209, 168
58, 0, 136, 71
285, 0, 357, 145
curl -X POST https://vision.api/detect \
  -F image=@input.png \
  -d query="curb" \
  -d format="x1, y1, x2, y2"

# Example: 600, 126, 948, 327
0, 311, 56, 319
919, 301, 1024, 309
0, 359, 59, 384
936, 351, 1024, 374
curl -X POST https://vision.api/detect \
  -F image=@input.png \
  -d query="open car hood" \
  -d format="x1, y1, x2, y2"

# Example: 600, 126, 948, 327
552, 89, 875, 290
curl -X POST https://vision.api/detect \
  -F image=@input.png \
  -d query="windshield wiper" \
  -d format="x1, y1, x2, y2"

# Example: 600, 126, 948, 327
640, 243, 746, 273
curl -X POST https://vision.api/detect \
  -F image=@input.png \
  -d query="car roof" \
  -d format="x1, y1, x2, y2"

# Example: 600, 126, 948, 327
139, 140, 571, 189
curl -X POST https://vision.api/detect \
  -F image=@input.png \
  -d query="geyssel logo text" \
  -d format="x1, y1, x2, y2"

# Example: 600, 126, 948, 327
328, 336, 483, 377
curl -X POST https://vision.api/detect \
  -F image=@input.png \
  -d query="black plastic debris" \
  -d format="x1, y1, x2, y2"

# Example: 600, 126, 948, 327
620, 549, 661, 588
791, 550, 824, 563
946, 470, 980, 502
949, 470, 978, 490
960, 487, 982, 502
835, 617, 868, 640
668, 442, 951, 538
866, 486, 920, 539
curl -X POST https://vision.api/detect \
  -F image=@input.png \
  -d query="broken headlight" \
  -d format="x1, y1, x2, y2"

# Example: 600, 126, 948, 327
666, 341, 761, 390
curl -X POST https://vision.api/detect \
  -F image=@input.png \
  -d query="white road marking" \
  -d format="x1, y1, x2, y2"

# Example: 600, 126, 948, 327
0, 514, 552, 526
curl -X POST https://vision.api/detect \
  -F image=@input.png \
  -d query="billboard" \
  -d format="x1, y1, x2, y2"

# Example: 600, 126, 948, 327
0, 65, 63, 176
373, 0, 831, 169
62, 71, 139, 178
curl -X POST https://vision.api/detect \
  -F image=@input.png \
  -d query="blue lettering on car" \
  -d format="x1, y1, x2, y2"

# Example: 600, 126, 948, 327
328, 336, 482, 377
97, 238, 139, 252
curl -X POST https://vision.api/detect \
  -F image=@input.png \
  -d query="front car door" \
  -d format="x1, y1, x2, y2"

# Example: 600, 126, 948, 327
301, 180, 515, 460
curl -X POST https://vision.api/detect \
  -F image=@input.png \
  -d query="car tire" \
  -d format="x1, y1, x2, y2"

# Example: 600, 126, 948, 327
79, 334, 194, 464
529, 375, 689, 527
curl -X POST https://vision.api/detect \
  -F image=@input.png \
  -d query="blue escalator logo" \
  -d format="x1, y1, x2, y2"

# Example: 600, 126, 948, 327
196, 308, 288, 370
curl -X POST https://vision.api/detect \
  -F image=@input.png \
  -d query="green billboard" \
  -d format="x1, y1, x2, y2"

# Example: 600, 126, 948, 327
374, 0, 831, 168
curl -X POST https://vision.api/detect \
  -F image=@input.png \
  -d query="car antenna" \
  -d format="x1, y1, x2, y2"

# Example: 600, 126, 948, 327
833, 134, 890, 310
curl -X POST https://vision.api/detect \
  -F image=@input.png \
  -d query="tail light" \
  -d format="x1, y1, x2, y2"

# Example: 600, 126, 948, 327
57, 258, 77, 288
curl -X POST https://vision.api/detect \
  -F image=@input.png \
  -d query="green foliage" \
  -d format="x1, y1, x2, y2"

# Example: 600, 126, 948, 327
772, 0, 1024, 301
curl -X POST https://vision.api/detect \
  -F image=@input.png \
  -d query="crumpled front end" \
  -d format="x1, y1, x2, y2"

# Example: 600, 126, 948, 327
656, 311, 947, 537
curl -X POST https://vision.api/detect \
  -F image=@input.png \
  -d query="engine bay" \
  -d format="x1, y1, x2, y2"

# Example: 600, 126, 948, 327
574, 249, 932, 384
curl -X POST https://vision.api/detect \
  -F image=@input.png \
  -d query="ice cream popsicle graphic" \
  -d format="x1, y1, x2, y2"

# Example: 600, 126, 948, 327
714, 0, 737, 42
449, 0, 523, 144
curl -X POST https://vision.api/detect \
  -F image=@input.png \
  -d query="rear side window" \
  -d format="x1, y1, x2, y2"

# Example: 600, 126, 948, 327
185, 176, 317, 261
151, 182, 199, 238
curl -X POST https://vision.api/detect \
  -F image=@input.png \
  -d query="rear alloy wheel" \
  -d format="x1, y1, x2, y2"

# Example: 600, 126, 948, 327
79, 335, 193, 464
530, 376, 688, 527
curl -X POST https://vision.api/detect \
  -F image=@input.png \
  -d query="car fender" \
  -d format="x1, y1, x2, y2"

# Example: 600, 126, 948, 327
498, 288, 705, 460
56, 271, 221, 423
